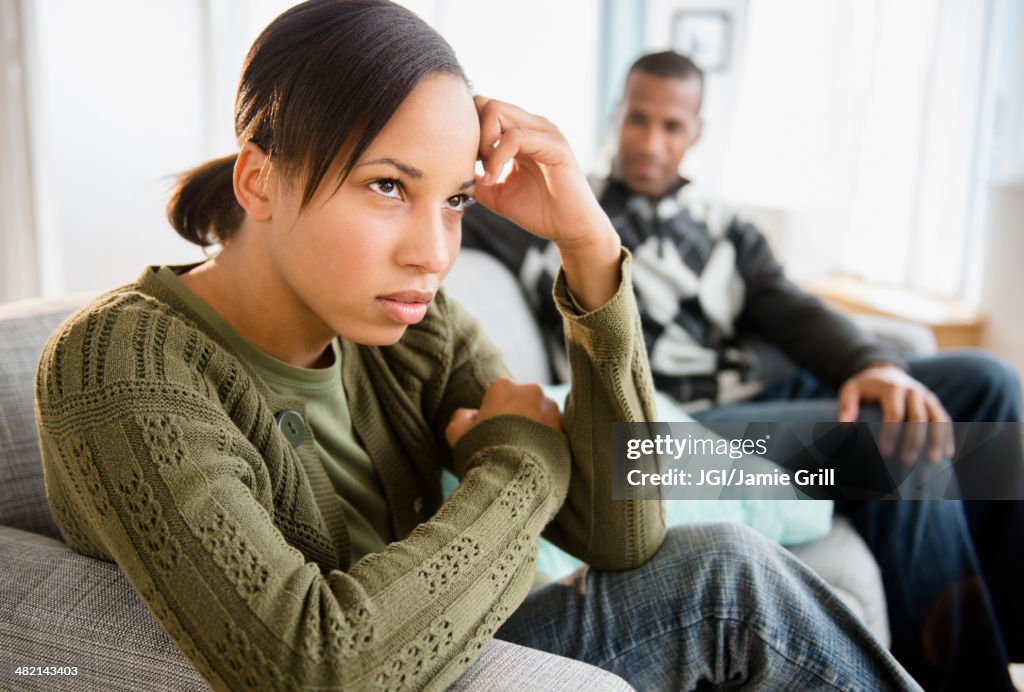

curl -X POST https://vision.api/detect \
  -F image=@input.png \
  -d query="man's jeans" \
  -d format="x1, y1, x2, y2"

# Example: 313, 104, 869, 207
695, 350, 1022, 690
497, 523, 920, 690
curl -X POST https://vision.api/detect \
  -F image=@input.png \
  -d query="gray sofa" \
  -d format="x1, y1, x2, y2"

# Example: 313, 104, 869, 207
0, 250, 913, 689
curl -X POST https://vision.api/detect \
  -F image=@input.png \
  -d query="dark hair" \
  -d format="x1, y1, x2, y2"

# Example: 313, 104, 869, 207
629, 50, 704, 84
627, 51, 704, 108
168, 0, 468, 247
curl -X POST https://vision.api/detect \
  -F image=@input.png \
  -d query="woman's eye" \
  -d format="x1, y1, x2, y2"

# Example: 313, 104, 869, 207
444, 194, 475, 211
369, 179, 402, 199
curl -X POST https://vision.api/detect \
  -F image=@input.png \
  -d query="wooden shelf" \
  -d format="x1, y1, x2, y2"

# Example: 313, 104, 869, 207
802, 276, 985, 349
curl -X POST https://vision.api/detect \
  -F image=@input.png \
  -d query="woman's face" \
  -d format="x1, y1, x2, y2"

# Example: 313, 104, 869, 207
266, 73, 480, 346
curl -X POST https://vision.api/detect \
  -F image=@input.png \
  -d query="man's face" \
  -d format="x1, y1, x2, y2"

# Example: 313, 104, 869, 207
616, 71, 703, 199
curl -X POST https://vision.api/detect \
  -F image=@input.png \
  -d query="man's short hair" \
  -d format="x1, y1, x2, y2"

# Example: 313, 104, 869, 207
628, 51, 704, 88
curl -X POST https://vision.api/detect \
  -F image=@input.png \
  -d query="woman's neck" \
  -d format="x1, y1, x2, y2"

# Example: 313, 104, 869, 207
179, 229, 336, 369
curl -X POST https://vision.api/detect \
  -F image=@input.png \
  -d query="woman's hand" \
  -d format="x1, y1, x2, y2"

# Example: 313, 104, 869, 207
472, 97, 621, 311
446, 377, 563, 448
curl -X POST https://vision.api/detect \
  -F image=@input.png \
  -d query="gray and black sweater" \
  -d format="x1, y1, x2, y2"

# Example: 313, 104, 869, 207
462, 176, 904, 409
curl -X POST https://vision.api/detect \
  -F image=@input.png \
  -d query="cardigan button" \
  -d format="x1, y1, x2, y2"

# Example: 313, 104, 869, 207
275, 409, 306, 448
413, 497, 424, 514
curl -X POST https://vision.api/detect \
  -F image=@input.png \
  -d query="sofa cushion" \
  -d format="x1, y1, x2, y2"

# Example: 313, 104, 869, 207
0, 297, 85, 538
789, 516, 891, 648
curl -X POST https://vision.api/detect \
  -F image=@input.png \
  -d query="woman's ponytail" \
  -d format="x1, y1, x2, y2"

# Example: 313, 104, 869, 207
166, 155, 243, 247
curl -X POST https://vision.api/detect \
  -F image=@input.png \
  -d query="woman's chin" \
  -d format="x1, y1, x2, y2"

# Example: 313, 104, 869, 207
334, 322, 409, 347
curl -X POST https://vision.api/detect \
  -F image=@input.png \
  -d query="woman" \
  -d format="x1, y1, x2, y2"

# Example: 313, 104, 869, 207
35, 0, 919, 689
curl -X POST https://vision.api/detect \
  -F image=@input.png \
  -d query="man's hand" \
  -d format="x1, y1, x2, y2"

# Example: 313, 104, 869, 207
446, 377, 564, 448
838, 363, 954, 462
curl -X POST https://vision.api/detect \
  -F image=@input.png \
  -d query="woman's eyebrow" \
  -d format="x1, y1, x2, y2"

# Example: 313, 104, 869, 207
356, 157, 423, 178
356, 157, 474, 191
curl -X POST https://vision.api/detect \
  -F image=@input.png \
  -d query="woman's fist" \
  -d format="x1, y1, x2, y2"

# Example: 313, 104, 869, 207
446, 377, 563, 447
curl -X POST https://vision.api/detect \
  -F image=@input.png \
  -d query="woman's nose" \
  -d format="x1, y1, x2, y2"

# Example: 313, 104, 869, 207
397, 209, 451, 274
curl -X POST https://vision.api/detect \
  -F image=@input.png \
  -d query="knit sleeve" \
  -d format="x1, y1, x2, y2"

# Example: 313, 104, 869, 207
35, 300, 571, 691
544, 249, 667, 569
436, 250, 666, 570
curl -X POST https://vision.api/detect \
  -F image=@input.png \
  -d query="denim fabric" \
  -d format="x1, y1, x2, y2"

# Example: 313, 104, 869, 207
498, 523, 920, 690
910, 351, 1023, 662
696, 349, 1022, 690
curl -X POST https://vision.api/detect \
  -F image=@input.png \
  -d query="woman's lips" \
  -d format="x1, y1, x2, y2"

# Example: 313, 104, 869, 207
377, 290, 434, 325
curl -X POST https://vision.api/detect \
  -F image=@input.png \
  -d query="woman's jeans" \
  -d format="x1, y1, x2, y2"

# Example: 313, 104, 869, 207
497, 523, 920, 690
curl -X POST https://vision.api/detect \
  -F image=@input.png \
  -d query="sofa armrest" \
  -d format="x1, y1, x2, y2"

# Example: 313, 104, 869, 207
0, 525, 210, 691
852, 314, 937, 358
0, 526, 632, 690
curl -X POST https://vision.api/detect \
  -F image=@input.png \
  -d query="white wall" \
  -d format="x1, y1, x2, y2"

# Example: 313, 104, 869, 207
0, 0, 38, 301
404, 0, 601, 172
980, 183, 1024, 392
23, 1, 212, 297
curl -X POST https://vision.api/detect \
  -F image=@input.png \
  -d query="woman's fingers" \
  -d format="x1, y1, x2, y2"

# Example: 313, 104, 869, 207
475, 96, 565, 174
478, 378, 564, 432
475, 95, 557, 152
471, 93, 616, 267
478, 126, 523, 185
445, 378, 565, 449
445, 408, 478, 447
478, 126, 568, 185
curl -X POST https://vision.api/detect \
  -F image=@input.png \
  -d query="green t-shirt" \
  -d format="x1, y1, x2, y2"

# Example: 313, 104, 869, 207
155, 266, 392, 560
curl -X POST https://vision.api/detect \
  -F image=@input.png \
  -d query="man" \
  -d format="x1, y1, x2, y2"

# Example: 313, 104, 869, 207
463, 51, 1022, 690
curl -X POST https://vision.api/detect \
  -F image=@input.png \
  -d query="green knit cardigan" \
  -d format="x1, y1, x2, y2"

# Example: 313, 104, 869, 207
34, 252, 664, 690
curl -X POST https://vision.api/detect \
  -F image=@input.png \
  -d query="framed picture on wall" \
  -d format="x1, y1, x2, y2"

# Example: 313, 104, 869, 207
672, 10, 732, 72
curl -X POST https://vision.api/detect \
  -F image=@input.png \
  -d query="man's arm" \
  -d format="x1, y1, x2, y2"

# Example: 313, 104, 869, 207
461, 204, 548, 274
730, 218, 906, 388
733, 218, 952, 449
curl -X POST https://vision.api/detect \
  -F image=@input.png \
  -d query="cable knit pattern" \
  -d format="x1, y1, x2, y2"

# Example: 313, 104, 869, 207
116, 464, 182, 574
374, 618, 456, 691
197, 509, 271, 599
459, 604, 512, 667
418, 536, 481, 596
301, 597, 375, 662
35, 256, 662, 690
63, 434, 112, 520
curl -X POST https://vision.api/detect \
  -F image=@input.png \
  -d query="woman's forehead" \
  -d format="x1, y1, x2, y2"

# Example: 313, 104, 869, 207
359, 75, 479, 175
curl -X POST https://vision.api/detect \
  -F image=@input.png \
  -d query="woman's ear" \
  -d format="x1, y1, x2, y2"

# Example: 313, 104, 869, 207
233, 141, 273, 222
